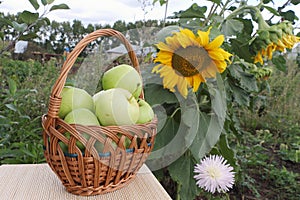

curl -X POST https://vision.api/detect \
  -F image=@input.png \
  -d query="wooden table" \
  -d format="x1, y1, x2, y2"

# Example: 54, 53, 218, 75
0, 164, 171, 200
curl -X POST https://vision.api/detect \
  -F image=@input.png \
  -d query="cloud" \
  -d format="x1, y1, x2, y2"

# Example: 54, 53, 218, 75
0, 0, 195, 26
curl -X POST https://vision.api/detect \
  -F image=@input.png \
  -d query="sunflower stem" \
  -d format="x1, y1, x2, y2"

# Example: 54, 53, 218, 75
170, 107, 181, 118
218, 0, 231, 17
224, 4, 263, 23
203, 2, 218, 27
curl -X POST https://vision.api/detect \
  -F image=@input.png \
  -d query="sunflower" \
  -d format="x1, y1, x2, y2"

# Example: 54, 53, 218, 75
152, 28, 232, 98
254, 43, 276, 64
254, 34, 300, 65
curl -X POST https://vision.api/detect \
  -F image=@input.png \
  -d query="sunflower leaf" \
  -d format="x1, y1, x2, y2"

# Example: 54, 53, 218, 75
168, 153, 200, 200
144, 83, 178, 104
272, 54, 287, 72
221, 19, 244, 36
170, 3, 207, 19
228, 80, 250, 106
146, 94, 199, 170
228, 64, 258, 92
216, 134, 237, 169
190, 75, 226, 160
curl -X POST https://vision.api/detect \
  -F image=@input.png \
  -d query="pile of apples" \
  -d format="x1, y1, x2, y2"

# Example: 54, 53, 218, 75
57, 64, 154, 151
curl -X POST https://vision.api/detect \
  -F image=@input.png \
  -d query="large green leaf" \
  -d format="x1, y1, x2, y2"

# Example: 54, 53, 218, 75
144, 83, 178, 105
168, 153, 200, 200
170, 3, 207, 19
279, 10, 299, 22
272, 54, 287, 72
49, 4, 70, 11
216, 134, 237, 169
230, 38, 253, 62
221, 19, 244, 36
190, 75, 227, 160
29, 0, 39, 10
19, 11, 39, 24
228, 80, 250, 106
152, 116, 179, 151
272, 53, 287, 72
147, 94, 199, 170
228, 64, 258, 92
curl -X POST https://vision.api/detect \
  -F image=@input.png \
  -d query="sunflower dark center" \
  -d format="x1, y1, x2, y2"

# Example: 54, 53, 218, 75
172, 46, 211, 77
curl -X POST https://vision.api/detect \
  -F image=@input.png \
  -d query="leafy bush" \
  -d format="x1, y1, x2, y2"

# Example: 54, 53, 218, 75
0, 58, 59, 164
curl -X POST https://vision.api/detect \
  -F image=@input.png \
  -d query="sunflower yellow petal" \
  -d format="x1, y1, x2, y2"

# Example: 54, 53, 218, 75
266, 44, 276, 60
197, 27, 211, 46
165, 36, 181, 49
160, 67, 178, 88
156, 41, 175, 52
154, 51, 173, 65
175, 30, 195, 48
213, 60, 227, 72
177, 76, 188, 98
206, 35, 224, 50
152, 64, 163, 73
191, 74, 203, 92
254, 52, 263, 65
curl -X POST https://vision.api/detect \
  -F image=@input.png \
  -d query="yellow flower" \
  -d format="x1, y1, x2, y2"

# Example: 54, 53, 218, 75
152, 28, 232, 98
254, 34, 300, 65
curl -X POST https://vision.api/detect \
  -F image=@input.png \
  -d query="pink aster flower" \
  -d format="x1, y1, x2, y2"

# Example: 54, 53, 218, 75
193, 155, 235, 194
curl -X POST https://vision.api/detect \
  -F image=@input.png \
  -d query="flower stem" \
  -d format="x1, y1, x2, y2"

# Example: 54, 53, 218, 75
170, 107, 181, 118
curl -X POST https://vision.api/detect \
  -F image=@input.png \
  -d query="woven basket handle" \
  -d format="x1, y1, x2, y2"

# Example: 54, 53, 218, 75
47, 29, 142, 119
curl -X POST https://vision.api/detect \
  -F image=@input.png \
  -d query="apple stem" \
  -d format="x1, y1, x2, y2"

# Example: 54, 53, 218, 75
129, 83, 141, 101
129, 94, 135, 101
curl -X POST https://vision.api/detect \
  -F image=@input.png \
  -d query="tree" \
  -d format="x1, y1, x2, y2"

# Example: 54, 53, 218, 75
0, 0, 69, 55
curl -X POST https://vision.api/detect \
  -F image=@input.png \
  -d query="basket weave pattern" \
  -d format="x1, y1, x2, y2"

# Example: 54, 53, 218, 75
42, 29, 157, 196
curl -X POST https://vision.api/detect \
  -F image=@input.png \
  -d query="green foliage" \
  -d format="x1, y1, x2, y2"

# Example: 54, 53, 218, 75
233, 57, 300, 199
0, 58, 59, 164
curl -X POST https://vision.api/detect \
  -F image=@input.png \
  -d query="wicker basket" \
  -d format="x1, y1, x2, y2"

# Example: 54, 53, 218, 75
42, 29, 157, 196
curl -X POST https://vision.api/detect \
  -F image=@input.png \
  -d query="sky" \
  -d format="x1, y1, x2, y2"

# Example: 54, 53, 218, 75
1, 0, 298, 27
1, 0, 194, 26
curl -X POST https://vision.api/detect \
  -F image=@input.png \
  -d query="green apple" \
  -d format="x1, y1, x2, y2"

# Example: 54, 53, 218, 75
136, 99, 154, 124
102, 64, 142, 99
60, 108, 103, 152
58, 86, 95, 119
94, 88, 139, 126
64, 108, 99, 126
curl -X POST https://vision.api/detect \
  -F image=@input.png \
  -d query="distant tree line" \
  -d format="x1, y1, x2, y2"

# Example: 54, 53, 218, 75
0, 12, 176, 56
